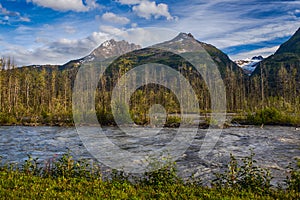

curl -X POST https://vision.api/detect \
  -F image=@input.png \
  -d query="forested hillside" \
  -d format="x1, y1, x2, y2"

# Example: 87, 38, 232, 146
0, 29, 299, 126
250, 28, 300, 113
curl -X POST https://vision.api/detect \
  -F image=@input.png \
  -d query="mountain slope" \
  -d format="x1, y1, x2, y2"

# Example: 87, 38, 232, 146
151, 32, 245, 78
100, 33, 248, 111
275, 28, 300, 55
258, 27, 300, 65
252, 27, 300, 76
61, 39, 141, 69
250, 27, 300, 99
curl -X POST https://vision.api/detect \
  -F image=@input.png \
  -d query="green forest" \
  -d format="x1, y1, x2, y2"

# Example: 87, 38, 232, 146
0, 28, 299, 126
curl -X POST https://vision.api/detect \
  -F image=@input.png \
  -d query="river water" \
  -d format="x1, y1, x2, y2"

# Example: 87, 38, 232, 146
0, 125, 299, 186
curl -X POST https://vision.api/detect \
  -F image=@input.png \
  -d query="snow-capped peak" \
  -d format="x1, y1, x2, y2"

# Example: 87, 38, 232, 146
235, 56, 263, 75
173, 32, 194, 41
102, 40, 111, 47
101, 39, 116, 48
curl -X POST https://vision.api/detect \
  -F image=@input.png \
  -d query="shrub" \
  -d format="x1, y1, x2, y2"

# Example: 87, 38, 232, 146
22, 155, 41, 176
142, 162, 181, 188
1, 152, 300, 199
286, 159, 300, 192
49, 152, 101, 180
213, 151, 272, 193
165, 116, 181, 127
245, 107, 300, 125
0, 112, 17, 124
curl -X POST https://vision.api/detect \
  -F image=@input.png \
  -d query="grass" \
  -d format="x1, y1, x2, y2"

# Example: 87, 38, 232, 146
0, 152, 299, 199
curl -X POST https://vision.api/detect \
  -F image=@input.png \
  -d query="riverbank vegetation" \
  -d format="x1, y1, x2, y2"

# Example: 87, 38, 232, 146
233, 107, 300, 126
0, 152, 299, 199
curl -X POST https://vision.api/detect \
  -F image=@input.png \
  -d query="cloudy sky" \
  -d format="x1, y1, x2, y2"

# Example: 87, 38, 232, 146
0, 0, 299, 66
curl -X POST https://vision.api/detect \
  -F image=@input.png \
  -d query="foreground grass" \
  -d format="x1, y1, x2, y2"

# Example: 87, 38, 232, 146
0, 153, 299, 199
1, 172, 298, 200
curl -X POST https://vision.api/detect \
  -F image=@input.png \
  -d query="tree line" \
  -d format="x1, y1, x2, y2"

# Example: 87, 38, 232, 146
0, 50, 299, 126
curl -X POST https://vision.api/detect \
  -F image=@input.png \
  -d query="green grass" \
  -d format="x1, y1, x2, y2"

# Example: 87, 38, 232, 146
0, 152, 299, 199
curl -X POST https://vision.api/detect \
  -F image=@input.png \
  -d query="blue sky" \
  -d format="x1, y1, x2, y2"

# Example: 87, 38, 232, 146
0, 0, 299, 66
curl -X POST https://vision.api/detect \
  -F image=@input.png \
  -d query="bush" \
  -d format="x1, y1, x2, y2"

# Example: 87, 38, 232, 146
245, 107, 300, 125
96, 110, 115, 125
142, 161, 181, 188
0, 152, 299, 199
286, 159, 300, 192
247, 107, 281, 125
165, 116, 181, 127
213, 151, 272, 193
0, 112, 17, 124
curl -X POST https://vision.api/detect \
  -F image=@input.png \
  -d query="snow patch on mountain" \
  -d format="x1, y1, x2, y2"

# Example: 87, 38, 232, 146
235, 56, 263, 75
61, 39, 141, 69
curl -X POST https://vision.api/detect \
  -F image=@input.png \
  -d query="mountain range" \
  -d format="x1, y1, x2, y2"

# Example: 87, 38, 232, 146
59, 28, 299, 78
51, 27, 300, 110
59, 32, 246, 79
16, 26, 296, 81
0, 27, 299, 125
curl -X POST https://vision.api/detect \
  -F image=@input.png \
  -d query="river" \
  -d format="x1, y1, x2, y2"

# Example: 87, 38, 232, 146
0, 125, 299, 186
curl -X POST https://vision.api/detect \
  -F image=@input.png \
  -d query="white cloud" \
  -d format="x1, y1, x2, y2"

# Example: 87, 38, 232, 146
100, 26, 177, 47
2, 26, 178, 66
2, 32, 110, 66
171, 0, 300, 58
132, 1, 174, 20
102, 12, 130, 24
0, 3, 30, 23
131, 23, 138, 28
64, 25, 77, 34
3, 0, 300, 65
117, 0, 141, 5
35, 37, 49, 44
210, 22, 300, 50
100, 25, 126, 36
122, 28, 177, 46
0, 3, 19, 16
20, 17, 31, 22
116, 0, 175, 20
230, 46, 280, 60
26, 0, 99, 12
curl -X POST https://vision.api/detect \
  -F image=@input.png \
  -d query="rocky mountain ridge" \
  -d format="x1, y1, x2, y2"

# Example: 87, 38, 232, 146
61, 39, 141, 69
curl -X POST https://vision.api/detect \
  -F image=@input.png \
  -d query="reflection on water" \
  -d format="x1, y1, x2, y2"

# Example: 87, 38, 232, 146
0, 125, 299, 185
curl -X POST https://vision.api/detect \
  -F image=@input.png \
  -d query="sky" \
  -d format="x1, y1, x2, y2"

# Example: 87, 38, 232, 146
0, 0, 299, 66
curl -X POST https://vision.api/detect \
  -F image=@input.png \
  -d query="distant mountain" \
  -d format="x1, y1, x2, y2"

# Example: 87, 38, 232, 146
61, 39, 141, 69
235, 56, 263, 75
